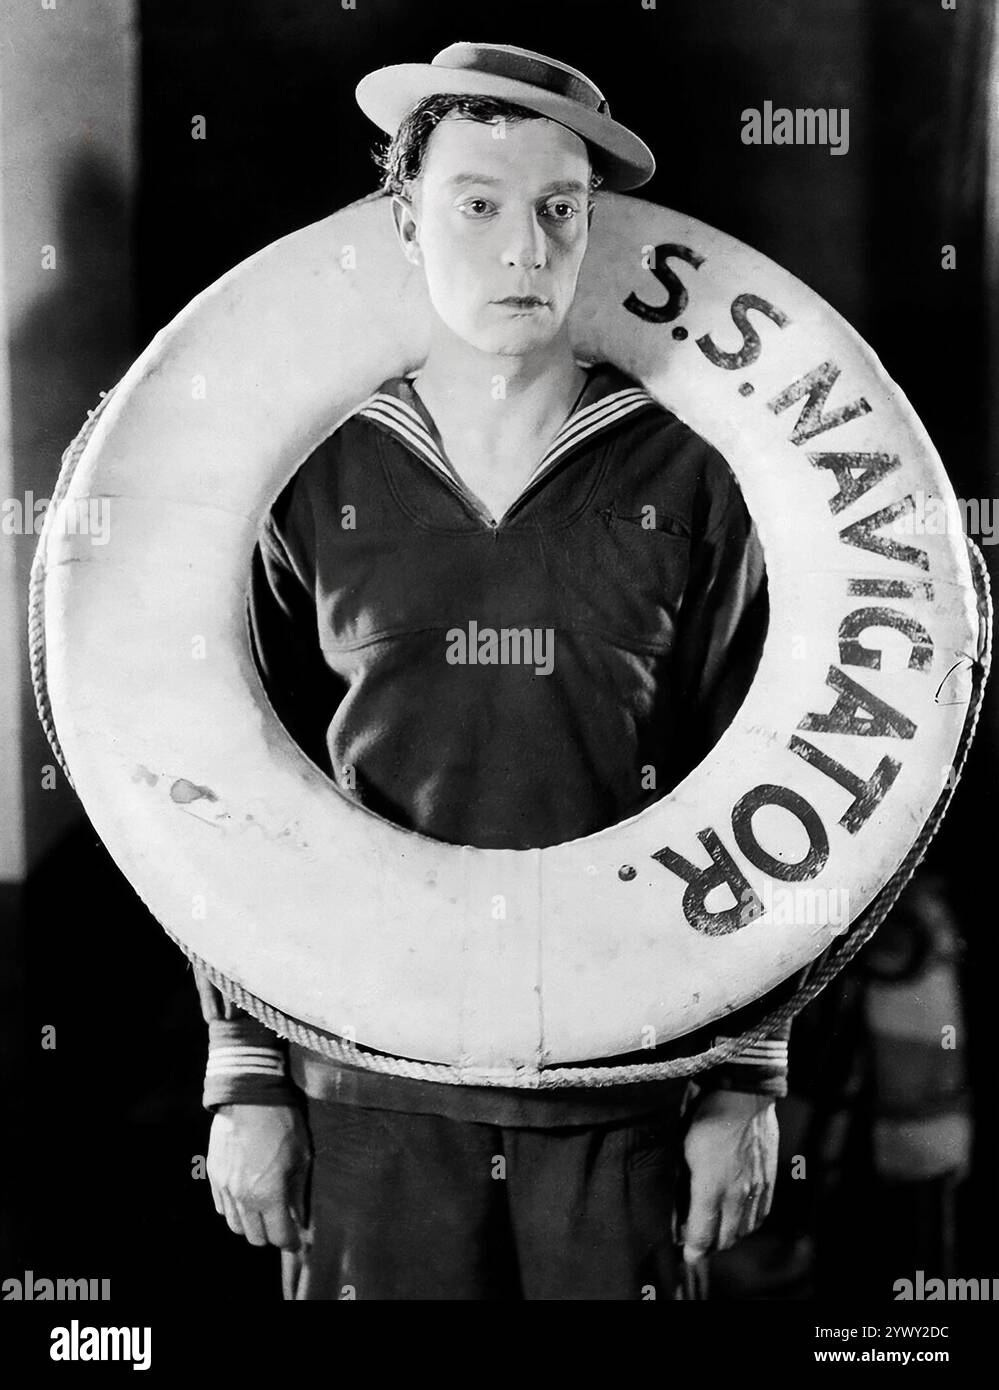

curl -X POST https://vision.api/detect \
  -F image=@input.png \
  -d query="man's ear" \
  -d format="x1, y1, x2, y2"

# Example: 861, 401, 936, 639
391, 192, 421, 266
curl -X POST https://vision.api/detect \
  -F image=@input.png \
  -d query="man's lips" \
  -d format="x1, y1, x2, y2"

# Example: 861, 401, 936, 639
492, 295, 550, 307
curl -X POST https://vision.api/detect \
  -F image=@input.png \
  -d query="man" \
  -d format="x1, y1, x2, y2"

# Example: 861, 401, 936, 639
197, 42, 790, 1301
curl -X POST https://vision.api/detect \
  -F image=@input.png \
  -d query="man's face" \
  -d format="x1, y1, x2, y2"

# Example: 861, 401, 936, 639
394, 113, 593, 357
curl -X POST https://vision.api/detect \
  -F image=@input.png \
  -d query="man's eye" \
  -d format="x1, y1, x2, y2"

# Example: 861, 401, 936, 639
542, 201, 577, 221
458, 198, 495, 217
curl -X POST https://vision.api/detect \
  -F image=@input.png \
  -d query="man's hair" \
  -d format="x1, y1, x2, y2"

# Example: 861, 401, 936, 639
374, 93, 604, 197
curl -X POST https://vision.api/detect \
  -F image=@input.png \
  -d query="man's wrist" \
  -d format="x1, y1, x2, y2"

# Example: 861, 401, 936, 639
688, 1088, 778, 1123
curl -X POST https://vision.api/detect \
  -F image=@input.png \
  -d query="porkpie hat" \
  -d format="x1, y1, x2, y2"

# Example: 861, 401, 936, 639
355, 41, 655, 191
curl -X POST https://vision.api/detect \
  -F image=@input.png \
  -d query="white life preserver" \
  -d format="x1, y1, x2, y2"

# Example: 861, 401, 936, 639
38, 191, 986, 1080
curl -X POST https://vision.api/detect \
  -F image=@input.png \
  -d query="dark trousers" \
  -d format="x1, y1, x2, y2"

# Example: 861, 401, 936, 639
281, 1098, 685, 1301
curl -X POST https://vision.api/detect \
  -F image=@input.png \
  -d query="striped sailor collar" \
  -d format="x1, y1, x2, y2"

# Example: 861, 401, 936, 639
353, 362, 662, 494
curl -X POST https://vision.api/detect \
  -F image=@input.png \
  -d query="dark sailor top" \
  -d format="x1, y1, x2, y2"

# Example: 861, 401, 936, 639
197, 361, 793, 1125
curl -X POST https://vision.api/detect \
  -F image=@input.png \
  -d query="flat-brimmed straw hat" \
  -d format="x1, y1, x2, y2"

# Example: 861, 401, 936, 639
355, 41, 655, 191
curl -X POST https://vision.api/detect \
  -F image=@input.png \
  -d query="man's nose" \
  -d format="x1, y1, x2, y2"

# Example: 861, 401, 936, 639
502, 209, 547, 270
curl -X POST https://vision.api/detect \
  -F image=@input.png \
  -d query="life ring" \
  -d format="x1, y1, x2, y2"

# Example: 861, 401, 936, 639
33, 190, 990, 1080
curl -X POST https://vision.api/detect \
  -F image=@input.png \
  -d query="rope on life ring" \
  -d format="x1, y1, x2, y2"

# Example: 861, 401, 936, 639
28, 389, 993, 1088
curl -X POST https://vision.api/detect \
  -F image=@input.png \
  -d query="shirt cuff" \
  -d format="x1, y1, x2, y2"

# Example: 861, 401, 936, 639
696, 1035, 790, 1099
202, 1018, 301, 1112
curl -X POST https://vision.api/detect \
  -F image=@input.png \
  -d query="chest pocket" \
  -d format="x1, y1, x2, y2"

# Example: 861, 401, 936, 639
545, 503, 692, 655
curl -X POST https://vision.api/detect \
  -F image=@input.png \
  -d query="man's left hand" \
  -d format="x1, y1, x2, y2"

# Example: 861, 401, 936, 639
681, 1089, 779, 1265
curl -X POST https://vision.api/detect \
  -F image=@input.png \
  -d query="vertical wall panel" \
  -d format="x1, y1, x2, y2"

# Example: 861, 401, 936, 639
0, 0, 138, 879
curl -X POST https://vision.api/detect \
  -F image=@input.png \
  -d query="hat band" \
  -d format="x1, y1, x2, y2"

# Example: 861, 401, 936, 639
439, 45, 610, 115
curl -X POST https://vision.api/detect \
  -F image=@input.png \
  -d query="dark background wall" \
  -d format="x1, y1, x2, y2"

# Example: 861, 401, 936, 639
8, 0, 996, 1304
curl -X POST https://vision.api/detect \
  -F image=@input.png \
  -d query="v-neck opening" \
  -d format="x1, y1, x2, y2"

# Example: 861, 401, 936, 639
357, 363, 662, 533
400, 365, 600, 528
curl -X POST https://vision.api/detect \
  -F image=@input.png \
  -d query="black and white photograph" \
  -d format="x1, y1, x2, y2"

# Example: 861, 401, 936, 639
1, 0, 997, 1365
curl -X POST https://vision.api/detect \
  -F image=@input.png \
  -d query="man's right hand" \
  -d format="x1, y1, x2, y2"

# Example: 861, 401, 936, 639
207, 1104, 312, 1251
